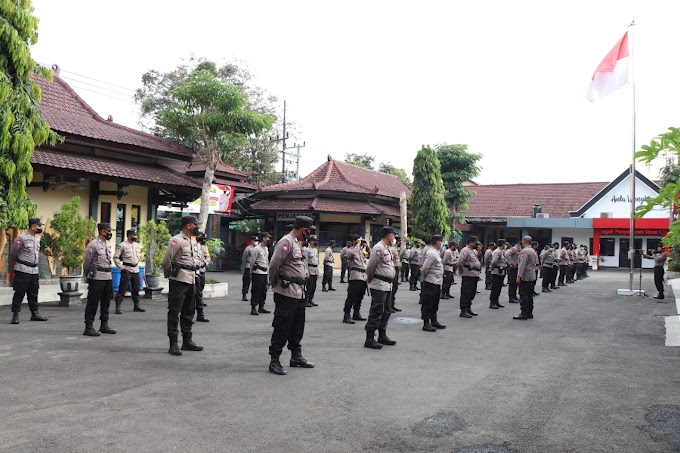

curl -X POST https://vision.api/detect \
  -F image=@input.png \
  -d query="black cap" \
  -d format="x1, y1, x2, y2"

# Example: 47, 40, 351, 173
346, 241, 353, 246
258, 232, 271, 241
181, 215, 198, 226
381, 226, 396, 237
329, 239, 337, 245
489, 242, 496, 247
431, 235, 443, 243
97, 222, 113, 231
251, 235, 258, 240
563, 241, 570, 246
351, 234, 362, 241
126, 229, 136, 236
498, 239, 507, 247
28, 218, 44, 226
294, 216, 315, 230
284, 224, 294, 233
309, 235, 318, 242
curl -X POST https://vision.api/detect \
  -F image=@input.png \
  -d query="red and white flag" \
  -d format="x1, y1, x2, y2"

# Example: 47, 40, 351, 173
587, 32, 630, 102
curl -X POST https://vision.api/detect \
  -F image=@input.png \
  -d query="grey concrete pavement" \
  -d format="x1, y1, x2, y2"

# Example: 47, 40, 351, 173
1, 270, 680, 452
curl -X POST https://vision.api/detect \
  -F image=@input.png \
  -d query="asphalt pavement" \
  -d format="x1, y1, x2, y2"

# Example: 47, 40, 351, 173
1, 269, 680, 452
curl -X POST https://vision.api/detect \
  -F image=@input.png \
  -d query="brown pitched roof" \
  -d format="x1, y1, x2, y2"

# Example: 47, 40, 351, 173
31, 148, 202, 192
186, 156, 251, 178
462, 181, 609, 219
259, 156, 411, 199
34, 75, 193, 159
250, 197, 401, 217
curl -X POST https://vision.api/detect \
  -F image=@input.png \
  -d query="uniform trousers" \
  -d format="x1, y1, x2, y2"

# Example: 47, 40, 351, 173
490, 273, 504, 303
167, 280, 195, 337
401, 263, 410, 281
460, 276, 478, 312
654, 266, 665, 295
269, 293, 306, 358
250, 273, 268, 308
485, 268, 492, 288
365, 289, 392, 333
195, 272, 205, 309
552, 266, 559, 287
12, 271, 39, 313
307, 274, 318, 301
421, 281, 441, 322
391, 269, 400, 308
541, 266, 553, 290
323, 265, 333, 287
340, 257, 348, 281
115, 269, 140, 304
409, 264, 420, 287
344, 280, 366, 315
85, 279, 112, 324
507, 267, 518, 299
558, 265, 567, 284
242, 269, 252, 295
442, 270, 453, 296
519, 280, 535, 316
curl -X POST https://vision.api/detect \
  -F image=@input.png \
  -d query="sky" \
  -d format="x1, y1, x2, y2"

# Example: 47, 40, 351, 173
29, 0, 680, 185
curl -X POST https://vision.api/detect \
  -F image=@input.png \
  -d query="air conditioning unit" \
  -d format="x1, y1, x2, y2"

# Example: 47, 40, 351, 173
600, 212, 613, 218
535, 213, 549, 219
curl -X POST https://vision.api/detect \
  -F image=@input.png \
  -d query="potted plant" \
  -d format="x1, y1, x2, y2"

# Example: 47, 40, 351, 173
41, 196, 95, 294
138, 220, 171, 289
205, 237, 225, 271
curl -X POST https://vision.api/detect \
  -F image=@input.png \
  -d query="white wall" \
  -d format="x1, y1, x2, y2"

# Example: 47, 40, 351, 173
582, 174, 669, 219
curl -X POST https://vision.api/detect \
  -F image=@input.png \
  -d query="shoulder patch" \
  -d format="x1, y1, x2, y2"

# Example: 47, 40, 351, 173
170, 239, 177, 246
376, 249, 382, 256
282, 244, 289, 252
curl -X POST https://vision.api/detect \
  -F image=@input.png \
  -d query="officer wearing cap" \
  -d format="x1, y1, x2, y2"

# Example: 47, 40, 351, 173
194, 232, 210, 322
421, 234, 446, 332
9, 217, 48, 324
340, 240, 351, 283
364, 226, 397, 349
489, 239, 508, 309
409, 242, 421, 291
113, 229, 145, 314
267, 216, 316, 375
162, 215, 203, 356
304, 235, 320, 307
484, 242, 496, 290
441, 242, 456, 299
250, 231, 272, 315
457, 235, 482, 318
390, 236, 403, 312
322, 240, 336, 292
342, 234, 368, 324
83, 223, 117, 336
241, 235, 258, 301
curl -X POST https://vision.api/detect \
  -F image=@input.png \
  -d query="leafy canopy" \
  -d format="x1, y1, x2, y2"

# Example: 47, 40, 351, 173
410, 145, 450, 240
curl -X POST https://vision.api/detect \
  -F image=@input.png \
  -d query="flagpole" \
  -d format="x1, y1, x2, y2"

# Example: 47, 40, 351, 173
628, 20, 636, 292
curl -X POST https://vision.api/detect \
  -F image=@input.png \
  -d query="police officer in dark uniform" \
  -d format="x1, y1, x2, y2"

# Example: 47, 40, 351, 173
268, 216, 316, 375
82, 223, 117, 336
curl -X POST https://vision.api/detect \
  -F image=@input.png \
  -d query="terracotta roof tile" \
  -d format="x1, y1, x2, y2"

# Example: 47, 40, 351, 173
34, 75, 194, 158
186, 156, 251, 178
462, 182, 609, 219
31, 148, 202, 190
250, 197, 401, 217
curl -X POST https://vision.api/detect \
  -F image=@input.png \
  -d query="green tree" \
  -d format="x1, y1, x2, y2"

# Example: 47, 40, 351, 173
0, 0, 60, 266
136, 62, 274, 232
344, 153, 375, 169
378, 162, 412, 189
410, 145, 450, 240
435, 143, 482, 239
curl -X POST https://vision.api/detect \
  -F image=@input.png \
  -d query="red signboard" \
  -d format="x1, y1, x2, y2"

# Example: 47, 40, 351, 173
600, 228, 663, 236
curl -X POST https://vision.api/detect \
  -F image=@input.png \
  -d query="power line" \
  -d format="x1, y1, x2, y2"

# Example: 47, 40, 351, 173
60, 75, 135, 98
66, 83, 134, 103
59, 68, 136, 92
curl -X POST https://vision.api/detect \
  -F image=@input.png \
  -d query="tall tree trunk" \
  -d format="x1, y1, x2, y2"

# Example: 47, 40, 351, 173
400, 192, 408, 252
198, 164, 215, 234
0, 228, 7, 282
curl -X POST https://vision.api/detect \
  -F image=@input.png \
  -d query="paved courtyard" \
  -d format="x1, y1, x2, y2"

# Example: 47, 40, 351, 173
2, 270, 680, 452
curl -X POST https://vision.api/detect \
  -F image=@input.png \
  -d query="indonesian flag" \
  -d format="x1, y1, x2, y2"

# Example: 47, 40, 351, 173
587, 32, 630, 102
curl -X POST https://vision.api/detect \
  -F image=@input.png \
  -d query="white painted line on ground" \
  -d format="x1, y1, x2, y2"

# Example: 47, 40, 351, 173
665, 279, 680, 346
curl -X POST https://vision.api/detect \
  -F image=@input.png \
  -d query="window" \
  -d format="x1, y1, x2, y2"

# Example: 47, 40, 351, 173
647, 238, 662, 255
318, 223, 361, 249
115, 204, 126, 245
131, 205, 141, 231
101, 202, 111, 224
599, 238, 615, 256
561, 237, 574, 246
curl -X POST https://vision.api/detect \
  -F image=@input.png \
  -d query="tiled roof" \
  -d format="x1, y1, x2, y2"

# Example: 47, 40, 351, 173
34, 75, 194, 159
31, 148, 202, 191
186, 156, 251, 178
258, 156, 411, 199
251, 197, 401, 217
462, 182, 609, 219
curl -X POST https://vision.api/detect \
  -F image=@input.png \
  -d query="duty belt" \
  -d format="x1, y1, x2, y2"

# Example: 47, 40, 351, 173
176, 263, 199, 271
253, 264, 268, 272
96, 266, 112, 272
15, 258, 37, 267
122, 262, 138, 267
350, 267, 366, 273
372, 274, 393, 283
307, 264, 318, 268
279, 274, 306, 285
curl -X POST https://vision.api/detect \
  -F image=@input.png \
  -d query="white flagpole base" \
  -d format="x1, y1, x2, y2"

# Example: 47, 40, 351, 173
617, 288, 645, 296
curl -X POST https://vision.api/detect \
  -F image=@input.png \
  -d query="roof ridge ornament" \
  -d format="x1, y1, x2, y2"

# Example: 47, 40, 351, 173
327, 154, 332, 161
51, 64, 60, 76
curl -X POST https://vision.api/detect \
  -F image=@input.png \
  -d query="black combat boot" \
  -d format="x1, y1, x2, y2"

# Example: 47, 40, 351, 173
115, 301, 122, 314
11, 313, 19, 324
392, 305, 402, 312
99, 322, 117, 334
133, 302, 146, 312
467, 309, 478, 316
328, 285, 336, 291
258, 306, 271, 314
343, 314, 355, 324
181, 333, 203, 351
459, 311, 472, 318
441, 293, 450, 300
321, 284, 328, 292
30, 310, 48, 321
269, 357, 286, 375
364, 331, 383, 349
654, 293, 665, 300
309, 298, 318, 307
196, 308, 210, 322
83, 322, 100, 336
352, 310, 366, 321
168, 336, 182, 356
290, 351, 314, 368
431, 319, 447, 329
250, 306, 259, 315
378, 329, 396, 345
305, 300, 313, 307
489, 303, 499, 309
422, 320, 437, 332
241, 292, 248, 302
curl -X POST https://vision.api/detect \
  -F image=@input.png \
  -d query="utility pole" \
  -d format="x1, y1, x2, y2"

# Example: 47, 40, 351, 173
270, 100, 289, 183
287, 142, 306, 180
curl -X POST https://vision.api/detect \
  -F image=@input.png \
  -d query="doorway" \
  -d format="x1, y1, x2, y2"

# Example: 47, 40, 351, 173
619, 238, 642, 268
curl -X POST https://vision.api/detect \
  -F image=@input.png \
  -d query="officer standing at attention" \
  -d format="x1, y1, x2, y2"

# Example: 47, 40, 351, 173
113, 229, 145, 314
514, 235, 539, 320
441, 242, 456, 299
421, 235, 446, 332
194, 233, 210, 322
390, 236, 403, 313
540, 243, 555, 292
241, 236, 258, 301
9, 217, 48, 324
505, 242, 520, 303
322, 240, 336, 292
340, 241, 351, 283
267, 216, 316, 375
343, 234, 368, 324
483, 243, 495, 290
489, 239, 507, 309
642, 244, 669, 300
558, 241, 569, 286
82, 223, 117, 336
249, 232, 272, 315
162, 216, 203, 356
400, 244, 411, 282
304, 236, 320, 307
457, 236, 482, 319
409, 242, 421, 291
364, 227, 397, 349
